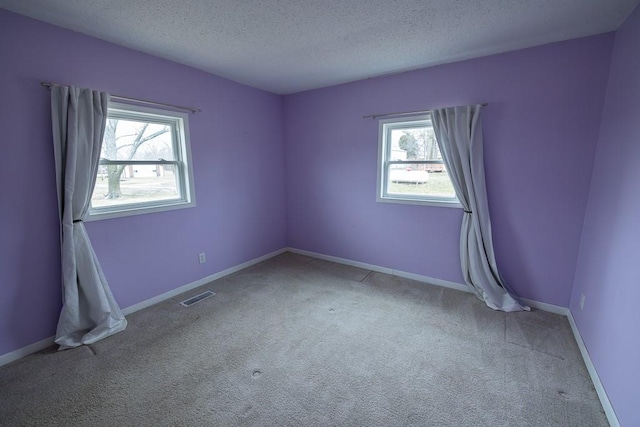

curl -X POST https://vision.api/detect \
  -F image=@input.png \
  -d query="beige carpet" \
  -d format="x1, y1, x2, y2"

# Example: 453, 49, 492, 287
0, 252, 607, 426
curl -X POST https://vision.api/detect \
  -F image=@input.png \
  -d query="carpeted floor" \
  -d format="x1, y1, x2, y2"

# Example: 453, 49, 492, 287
0, 252, 607, 426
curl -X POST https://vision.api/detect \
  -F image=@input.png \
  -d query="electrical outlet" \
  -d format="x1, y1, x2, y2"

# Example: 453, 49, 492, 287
198, 252, 206, 264
579, 294, 586, 310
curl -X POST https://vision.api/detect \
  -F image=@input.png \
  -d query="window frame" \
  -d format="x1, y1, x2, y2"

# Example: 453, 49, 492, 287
87, 102, 196, 221
376, 114, 461, 208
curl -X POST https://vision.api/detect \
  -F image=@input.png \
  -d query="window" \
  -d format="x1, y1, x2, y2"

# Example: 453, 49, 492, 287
89, 103, 195, 220
377, 114, 459, 207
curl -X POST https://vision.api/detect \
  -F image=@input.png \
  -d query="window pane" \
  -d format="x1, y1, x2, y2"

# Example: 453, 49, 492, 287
91, 164, 181, 208
389, 126, 441, 161
103, 118, 176, 161
386, 163, 456, 198
89, 103, 195, 219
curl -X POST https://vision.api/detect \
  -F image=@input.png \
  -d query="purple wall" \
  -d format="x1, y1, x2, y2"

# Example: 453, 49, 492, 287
0, 10, 287, 356
283, 35, 613, 307
571, 4, 640, 426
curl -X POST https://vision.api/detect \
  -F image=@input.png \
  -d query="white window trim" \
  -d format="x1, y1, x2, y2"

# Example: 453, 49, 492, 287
376, 114, 461, 208
87, 102, 196, 221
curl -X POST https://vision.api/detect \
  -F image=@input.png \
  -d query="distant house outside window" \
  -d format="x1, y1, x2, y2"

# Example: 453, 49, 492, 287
88, 103, 196, 220
377, 114, 460, 207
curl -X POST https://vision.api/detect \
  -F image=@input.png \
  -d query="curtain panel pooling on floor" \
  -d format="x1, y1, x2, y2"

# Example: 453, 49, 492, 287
50, 85, 127, 348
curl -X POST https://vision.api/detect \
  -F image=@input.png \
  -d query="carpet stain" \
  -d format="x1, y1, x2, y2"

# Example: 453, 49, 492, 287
359, 270, 374, 283
328, 308, 336, 313
406, 413, 423, 425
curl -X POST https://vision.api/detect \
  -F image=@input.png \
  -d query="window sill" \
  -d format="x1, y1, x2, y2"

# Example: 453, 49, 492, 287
376, 195, 462, 209
86, 200, 196, 221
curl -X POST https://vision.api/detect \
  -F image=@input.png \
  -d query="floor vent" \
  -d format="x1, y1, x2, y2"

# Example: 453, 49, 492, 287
180, 290, 215, 307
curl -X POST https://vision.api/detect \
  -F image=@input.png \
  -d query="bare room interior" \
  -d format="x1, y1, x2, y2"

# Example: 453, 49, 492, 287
0, 1, 638, 425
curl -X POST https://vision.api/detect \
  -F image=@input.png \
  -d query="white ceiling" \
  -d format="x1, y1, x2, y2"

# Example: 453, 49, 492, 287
2, 0, 638, 94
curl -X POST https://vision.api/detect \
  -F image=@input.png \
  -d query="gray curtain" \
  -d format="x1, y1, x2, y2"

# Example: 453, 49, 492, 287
51, 86, 127, 348
431, 104, 528, 312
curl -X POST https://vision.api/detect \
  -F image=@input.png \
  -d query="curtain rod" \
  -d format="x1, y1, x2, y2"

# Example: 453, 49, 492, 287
362, 103, 488, 120
40, 82, 201, 114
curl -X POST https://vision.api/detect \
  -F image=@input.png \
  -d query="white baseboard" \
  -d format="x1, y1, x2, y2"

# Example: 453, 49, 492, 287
0, 248, 287, 367
521, 298, 569, 316
567, 312, 619, 427
289, 247, 394, 274
0, 336, 56, 367
292, 247, 574, 316
391, 269, 471, 294
290, 247, 577, 315
287, 247, 471, 294
121, 247, 287, 316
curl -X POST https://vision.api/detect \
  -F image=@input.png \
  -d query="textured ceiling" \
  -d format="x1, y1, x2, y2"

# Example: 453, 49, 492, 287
1, 0, 638, 94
